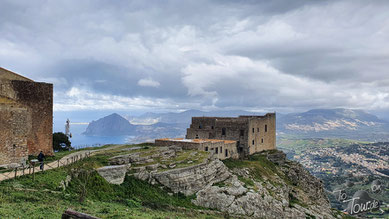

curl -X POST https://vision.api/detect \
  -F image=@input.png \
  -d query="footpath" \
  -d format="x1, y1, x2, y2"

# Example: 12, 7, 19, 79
0, 145, 121, 182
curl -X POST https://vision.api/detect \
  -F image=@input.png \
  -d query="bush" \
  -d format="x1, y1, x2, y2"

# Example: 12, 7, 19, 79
53, 132, 73, 152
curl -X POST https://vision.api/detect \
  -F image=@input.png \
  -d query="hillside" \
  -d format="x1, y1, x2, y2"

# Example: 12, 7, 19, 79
278, 138, 389, 217
0, 144, 350, 218
277, 109, 389, 141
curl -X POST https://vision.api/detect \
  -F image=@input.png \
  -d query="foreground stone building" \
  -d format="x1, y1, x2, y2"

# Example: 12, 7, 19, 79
0, 67, 53, 165
155, 113, 276, 159
155, 138, 239, 160
186, 113, 276, 157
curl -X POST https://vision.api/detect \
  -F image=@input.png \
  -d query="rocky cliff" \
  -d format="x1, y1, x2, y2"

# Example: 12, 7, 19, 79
97, 146, 337, 219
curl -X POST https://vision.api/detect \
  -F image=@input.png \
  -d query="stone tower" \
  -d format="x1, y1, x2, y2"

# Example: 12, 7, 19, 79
186, 113, 276, 158
0, 67, 53, 165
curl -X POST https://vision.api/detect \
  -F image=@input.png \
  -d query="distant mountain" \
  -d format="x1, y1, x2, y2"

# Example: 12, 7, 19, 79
85, 110, 265, 138
84, 108, 389, 142
277, 108, 389, 141
83, 113, 136, 136
125, 109, 265, 125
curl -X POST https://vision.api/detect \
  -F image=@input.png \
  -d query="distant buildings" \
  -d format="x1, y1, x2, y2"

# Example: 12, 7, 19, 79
156, 113, 276, 159
0, 67, 53, 165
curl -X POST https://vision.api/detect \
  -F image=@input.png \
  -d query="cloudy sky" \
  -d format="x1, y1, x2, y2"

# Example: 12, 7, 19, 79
1, 0, 389, 116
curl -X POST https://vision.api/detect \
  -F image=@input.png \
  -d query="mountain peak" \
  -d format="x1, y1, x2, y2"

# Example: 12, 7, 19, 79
83, 113, 135, 136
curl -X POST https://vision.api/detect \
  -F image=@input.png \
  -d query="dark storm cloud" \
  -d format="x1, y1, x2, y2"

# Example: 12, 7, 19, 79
1, 0, 389, 112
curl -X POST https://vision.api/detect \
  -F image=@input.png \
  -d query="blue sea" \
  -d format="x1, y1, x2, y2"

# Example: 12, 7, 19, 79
53, 122, 134, 149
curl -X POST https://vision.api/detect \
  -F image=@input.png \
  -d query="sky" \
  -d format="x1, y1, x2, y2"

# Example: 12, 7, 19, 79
1, 0, 389, 119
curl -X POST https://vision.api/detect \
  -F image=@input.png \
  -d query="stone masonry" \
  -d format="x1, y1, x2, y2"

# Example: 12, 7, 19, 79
0, 67, 53, 165
186, 113, 276, 157
155, 138, 239, 160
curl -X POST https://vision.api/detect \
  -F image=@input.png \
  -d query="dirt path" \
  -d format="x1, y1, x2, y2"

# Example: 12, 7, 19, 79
0, 145, 122, 182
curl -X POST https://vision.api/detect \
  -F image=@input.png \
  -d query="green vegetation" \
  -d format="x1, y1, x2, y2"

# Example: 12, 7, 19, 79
0, 144, 226, 218
53, 132, 73, 152
237, 176, 254, 187
223, 152, 284, 183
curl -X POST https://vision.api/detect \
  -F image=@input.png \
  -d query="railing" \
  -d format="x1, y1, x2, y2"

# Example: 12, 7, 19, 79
0, 151, 92, 182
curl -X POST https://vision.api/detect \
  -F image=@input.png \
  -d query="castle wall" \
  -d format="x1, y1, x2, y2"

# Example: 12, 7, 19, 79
247, 113, 276, 154
0, 71, 53, 161
0, 103, 30, 165
11, 80, 53, 156
186, 113, 276, 157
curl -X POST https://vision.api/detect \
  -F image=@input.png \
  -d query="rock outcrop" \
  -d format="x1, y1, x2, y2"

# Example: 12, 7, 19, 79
193, 150, 335, 219
96, 165, 129, 185
145, 158, 231, 195
97, 146, 336, 219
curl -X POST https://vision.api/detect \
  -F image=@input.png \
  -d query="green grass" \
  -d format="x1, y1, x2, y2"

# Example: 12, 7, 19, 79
223, 153, 281, 182
0, 144, 227, 218
237, 176, 254, 187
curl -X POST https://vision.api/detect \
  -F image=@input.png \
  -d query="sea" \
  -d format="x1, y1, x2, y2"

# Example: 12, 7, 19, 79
53, 121, 134, 149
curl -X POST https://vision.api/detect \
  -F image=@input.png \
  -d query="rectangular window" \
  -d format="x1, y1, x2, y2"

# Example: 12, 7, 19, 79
252, 140, 255, 145
211, 126, 214, 129
261, 138, 264, 143
225, 149, 228, 157
222, 128, 226, 135
252, 128, 254, 133
265, 125, 267, 132
215, 147, 218, 154
240, 129, 244, 137
205, 147, 208, 151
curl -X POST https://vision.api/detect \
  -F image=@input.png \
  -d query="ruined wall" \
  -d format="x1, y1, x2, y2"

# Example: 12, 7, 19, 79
0, 102, 31, 165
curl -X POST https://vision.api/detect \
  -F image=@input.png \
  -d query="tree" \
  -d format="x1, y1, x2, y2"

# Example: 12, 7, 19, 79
53, 132, 73, 151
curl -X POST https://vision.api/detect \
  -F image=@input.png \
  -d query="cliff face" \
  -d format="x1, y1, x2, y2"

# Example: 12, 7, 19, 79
192, 151, 334, 219
101, 146, 335, 219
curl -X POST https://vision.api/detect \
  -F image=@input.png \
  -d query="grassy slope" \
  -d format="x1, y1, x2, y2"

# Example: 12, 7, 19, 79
0, 144, 225, 219
0, 144, 354, 218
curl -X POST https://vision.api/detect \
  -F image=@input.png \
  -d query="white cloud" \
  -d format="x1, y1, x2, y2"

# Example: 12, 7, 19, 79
137, 78, 160, 88
2, 0, 389, 113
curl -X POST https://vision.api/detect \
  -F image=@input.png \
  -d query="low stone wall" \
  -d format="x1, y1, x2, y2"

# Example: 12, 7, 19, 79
155, 139, 238, 160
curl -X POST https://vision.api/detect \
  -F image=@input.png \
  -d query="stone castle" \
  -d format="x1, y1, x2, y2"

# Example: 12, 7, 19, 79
0, 67, 53, 165
156, 113, 276, 158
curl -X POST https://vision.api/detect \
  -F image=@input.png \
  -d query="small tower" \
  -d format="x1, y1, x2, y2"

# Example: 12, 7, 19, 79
65, 119, 72, 138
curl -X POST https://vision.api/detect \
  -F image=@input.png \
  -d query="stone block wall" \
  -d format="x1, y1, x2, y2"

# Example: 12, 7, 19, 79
247, 113, 276, 154
155, 138, 238, 160
0, 68, 53, 164
0, 103, 30, 165
11, 80, 53, 156
186, 113, 276, 157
